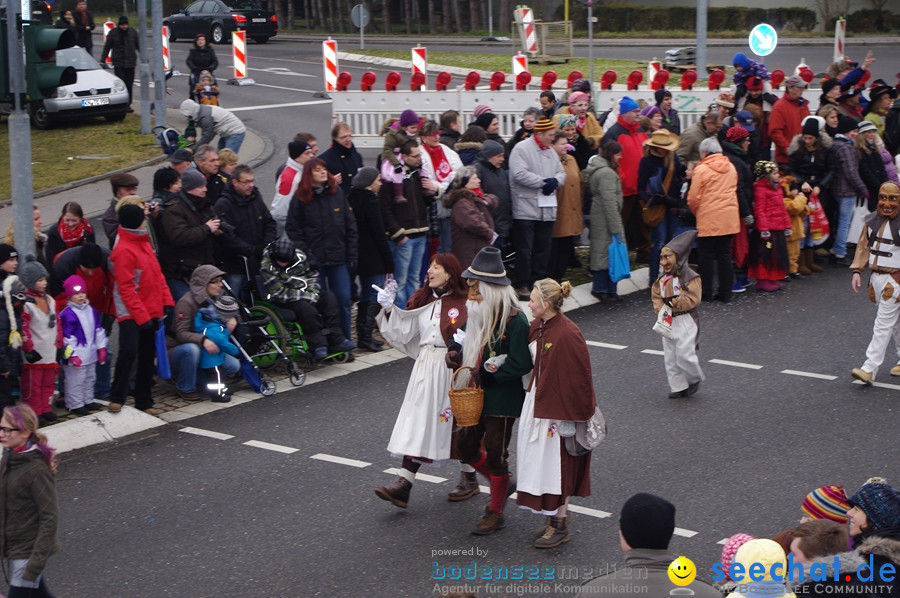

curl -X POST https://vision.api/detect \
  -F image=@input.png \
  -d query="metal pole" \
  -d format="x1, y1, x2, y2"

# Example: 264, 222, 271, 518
696, 0, 707, 81
360, 11, 364, 50
488, 0, 493, 38
587, 0, 593, 87
7, 11, 35, 259
137, 0, 150, 133
151, 0, 166, 127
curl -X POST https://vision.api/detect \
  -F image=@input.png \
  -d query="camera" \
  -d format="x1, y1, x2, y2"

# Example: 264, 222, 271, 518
217, 216, 237, 235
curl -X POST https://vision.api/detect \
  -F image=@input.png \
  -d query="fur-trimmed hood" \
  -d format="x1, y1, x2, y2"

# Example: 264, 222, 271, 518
858, 531, 900, 565
442, 187, 480, 209
788, 550, 868, 591
787, 131, 833, 156
453, 141, 484, 153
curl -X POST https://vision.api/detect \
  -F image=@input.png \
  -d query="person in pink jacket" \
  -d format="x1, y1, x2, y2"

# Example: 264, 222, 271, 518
687, 138, 739, 302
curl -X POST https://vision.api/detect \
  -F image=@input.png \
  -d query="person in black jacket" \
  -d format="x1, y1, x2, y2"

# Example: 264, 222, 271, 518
474, 140, 512, 249
348, 168, 394, 351
100, 16, 139, 108
45, 202, 96, 266
722, 125, 756, 290
71, 0, 95, 56
185, 33, 218, 97
856, 121, 890, 211
320, 122, 364, 197
213, 164, 276, 301
638, 130, 684, 282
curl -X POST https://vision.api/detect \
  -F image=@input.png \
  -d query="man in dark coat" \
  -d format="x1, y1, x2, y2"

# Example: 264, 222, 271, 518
100, 16, 139, 108
193, 144, 227, 202
71, 0, 95, 56
474, 140, 512, 249
213, 164, 276, 301
320, 122, 364, 197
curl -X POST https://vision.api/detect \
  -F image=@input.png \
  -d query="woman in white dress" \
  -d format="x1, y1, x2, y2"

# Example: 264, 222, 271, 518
373, 253, 468, 509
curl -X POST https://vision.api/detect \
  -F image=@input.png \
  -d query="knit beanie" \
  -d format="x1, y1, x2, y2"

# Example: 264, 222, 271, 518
720, 533, 755, 581
272, 237, 296, 263
473, 104, 492, 118
802, 116, 824, 137
858, 120, 878, 134
640, 105, 661, 118
473, 112, 497, 131
848, 482, 900, 530
118, 203, 145, 230
79, 243, 103, 269
118, 15, 129, 24
835, 115, 858, 135
64, 274, 87, 299
0, 244, 17, 265
726, 126, 750, 143
802, 484, 851, 523
746, 76, 764, 91
480, 139, 505, 159
18, 255, 47, 291
567, 91, 590, 105
821, 78, 841, 96
733, 52, 752, 71
619, 493, 676, 550
619, 96, 639, 114
181, 167, 207, 193
351, 166, 379, 190
654, 89, 672, 104
289, 140, 311, 159
214, 295, 240, 320
533, 117, 555, 131
399, 109, 419, 127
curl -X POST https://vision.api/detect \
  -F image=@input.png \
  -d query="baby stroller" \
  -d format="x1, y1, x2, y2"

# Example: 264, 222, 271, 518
191, 69, 220, 106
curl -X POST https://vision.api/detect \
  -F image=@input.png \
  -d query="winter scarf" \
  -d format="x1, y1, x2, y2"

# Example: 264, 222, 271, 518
422, 143, 452, 182
57, 218, 93, 249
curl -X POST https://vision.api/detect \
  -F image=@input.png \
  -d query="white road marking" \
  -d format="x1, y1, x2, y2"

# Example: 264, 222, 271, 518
244, 440, 299, 454
641, 349, 665, 356
709, 358, 763, 370
247, 83, 324, 93
228, 99, 332, 113
674, 527, 698, 538
781, 369, 838, 381
307, 453, 369, 467
851, 379, 900, 390
179, 427, 234, 441
252, 67, 315, 78
567, 504, 613, 518
586, 341, 628, 350
717, 537, 731, 545
384, 468, 445, 482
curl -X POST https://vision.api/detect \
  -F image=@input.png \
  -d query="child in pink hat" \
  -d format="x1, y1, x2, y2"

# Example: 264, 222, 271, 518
59, 275, 107, 415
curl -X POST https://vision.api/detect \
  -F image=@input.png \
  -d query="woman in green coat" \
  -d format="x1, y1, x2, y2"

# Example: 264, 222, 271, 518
585, 141, 626, 300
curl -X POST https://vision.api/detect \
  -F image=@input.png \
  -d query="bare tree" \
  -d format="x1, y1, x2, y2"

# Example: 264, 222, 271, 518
383, 0, 392, 34
315, 0, 326, 28
426, 0, 434, 32
814, 0, 850, 28
451, 0, 462, 32
404, 0, 412, 33
499, 0, 509, 33
443, 0, 451, 32
469, 0, 480, 31
305, 0, 312, 28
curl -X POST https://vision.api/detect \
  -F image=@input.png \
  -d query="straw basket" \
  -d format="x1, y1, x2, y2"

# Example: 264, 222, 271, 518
449, 366, 484, 427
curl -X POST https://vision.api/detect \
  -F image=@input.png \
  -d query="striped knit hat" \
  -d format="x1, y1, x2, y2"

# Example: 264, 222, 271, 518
801, 484, 850, 523
720, 533, 754, 581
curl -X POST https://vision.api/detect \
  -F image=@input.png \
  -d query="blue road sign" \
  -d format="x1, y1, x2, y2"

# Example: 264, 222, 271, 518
749, 23, 778, 57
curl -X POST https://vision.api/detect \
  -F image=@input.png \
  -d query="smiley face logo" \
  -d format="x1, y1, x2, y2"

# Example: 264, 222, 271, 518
667, 556, 697, 587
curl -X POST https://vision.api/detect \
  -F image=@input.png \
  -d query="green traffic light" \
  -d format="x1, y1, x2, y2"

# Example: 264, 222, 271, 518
24, 25, 77, 99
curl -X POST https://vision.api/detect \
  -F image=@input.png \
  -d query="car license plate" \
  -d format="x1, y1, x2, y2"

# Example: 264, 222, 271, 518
81, 98, 110, 107
252, 17, 265, 22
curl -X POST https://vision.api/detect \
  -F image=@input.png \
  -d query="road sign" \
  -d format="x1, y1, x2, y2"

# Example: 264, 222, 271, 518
351, 4, 370, 28
748, 23, 777, 57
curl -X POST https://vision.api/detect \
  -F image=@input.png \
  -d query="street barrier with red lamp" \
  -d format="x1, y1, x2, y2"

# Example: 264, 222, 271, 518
680, 70, 697, 90
336, 72, 352, 91
650, 69, 670, 90
490, 71, 506, 91
410, 72, 426, 91
707, 69, 725, 90
465, 71, 481, 90
541, 71, 557, 90
798, 68, 814, 84
435, 71, 452, 91
770, 69, 785, 89
385, 71, 402, 91
567, 70, 583, 89
600, 70, 617, 90
626, 70, 643, 90
516, 71, 532, 91
360, 71, 376, 91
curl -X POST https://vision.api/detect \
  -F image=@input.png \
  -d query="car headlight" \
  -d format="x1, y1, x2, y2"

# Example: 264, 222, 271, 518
56, 87, 73, 98
113, 79, 126, 92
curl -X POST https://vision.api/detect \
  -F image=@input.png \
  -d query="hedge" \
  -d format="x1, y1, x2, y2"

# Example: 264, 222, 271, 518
554, 5, 817, 33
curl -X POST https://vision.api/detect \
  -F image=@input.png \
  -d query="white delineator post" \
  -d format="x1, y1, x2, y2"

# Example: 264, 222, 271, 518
520, 6, 538, 55
161, 25, 171, 71
513, 51, 528, 77
103, 20, 114, 64
228, 30, 255, 85
412, 46, 427, 90
833, 17, 846, 62
647, 59, 661, 83
323, 37, 338, 92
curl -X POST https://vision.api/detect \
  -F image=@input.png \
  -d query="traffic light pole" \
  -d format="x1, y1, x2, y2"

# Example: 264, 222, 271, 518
5, 11, 36, 259
151, 0, 166, 128
137, 0, 151, 133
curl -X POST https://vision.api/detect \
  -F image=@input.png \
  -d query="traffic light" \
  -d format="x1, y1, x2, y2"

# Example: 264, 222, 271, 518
24, 25, 76, 100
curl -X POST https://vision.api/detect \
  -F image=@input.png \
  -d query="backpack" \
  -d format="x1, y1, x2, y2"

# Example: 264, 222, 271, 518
153, 125, 180, 155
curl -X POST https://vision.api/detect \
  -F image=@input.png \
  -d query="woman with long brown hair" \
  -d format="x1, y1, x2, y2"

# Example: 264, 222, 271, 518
286, 158, 358, 345
373, 253, 469, 508
44, 201, 95, 266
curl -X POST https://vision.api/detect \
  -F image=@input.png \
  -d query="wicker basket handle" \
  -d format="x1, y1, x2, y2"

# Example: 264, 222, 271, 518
451, 365, 480, 389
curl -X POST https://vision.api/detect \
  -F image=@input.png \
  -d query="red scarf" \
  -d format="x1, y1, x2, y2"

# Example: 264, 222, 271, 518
423, 142, 452, 182
472, 187, 484, 198
58, 218, 93, 249
534, 135, 550, 151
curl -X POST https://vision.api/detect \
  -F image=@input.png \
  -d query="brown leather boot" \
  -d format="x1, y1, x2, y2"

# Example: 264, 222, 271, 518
534, 515, 570, 548
472, 506, 506, 535
375, 477, 412, 508
447, 471, 480, 502
806, 248, 824, 273
798, 248, 812, 275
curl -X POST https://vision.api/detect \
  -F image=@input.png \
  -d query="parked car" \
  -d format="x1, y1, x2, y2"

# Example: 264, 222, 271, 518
29, 46, 129, 129
164, 0, 277, 45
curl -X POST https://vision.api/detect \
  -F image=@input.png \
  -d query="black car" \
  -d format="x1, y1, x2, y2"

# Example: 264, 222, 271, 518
164, 0, 277, 44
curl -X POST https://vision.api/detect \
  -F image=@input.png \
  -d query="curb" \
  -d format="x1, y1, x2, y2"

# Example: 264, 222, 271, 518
50, 268, 650, 455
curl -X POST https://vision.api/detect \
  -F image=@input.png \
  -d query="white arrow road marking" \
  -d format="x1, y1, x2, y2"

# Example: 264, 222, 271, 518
228, 99, 332, 112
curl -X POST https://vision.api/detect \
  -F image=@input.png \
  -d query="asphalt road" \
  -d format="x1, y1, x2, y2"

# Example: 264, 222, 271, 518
40, 262, 900, 598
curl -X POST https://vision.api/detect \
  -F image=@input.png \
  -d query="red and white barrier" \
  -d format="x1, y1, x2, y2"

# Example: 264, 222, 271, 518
103, 20, 114, 64
833, 17, 845, 62
233, 30, 247, 79
647, 60, 661, 85
513, 52, 528, 77
161, 25, 171, 71
514, 6, 538, 55
412, 46, 427, 90
323, 37, 338, 92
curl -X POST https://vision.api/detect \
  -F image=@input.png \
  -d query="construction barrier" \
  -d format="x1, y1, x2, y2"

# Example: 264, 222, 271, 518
233, 30, 247, 79
514, 6, 538, 55
513, 52, 528, 77
103, 20, 114, 64
412, 46, 427, 90
833, 17, 846, 62
161, 25, 171, 71
323, 37, 338, 92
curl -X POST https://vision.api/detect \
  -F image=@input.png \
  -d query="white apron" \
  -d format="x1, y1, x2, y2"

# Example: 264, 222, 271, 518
516, 341, 562, 499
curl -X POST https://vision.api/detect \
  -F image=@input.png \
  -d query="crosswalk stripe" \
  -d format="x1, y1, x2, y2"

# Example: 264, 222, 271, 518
383, 468, 445, 482
179, 427, 234, 441
308, 453, 369, 467
244, 440, 299, 454
586, 341, 628, 350
641, 349, 665, 356
709, 358, 763, 370
781, 369, 838, 381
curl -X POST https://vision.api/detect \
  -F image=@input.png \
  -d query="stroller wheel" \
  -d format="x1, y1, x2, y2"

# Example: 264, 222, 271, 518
331, 351, 350, 364
289, 368, 306, 387
260, 378, 277, 396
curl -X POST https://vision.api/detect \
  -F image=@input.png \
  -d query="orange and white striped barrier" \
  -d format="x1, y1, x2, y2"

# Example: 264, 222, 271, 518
103, 20, 114, 64
833, 17, 845, 62
518, 6, 538, 55
228, 30, 255, 85
161, 25, 171, 71
411, 46, 427, 90
647, 60, 661, 84
323, 37, 338, 92
513, 51, 528, 77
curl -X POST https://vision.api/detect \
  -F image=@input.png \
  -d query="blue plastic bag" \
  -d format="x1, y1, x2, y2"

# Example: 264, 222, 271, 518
608, 235, 631, 283
155, 318, 172, 379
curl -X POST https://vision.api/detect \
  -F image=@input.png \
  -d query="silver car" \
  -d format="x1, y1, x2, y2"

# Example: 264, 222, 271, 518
30, 46, 129, 129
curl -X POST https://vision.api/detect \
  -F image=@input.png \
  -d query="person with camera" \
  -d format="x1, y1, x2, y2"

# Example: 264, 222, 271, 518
157, 168, 221, 301
214, 164, 277, 301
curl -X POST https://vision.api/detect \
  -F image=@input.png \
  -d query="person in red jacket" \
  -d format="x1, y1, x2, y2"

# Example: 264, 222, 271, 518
768, 75, 810, 167
601, 97, 650, 262
109, 205, 174, 415
749, 161, 792, 292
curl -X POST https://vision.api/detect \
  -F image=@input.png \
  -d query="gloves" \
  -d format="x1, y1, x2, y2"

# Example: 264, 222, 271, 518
139, 319, 156, 331
784, 229, 792, 237
743, 215, 755, 226
760, 230, 771, 239
445, 349, 462, 369
541, 178, 558, 196
24, 350, 42, 364
69, 356, 82, 369
98, 348, 107, 365
452, 328, 466, 347
393, 164, 403, 174
375, 284, 396, 310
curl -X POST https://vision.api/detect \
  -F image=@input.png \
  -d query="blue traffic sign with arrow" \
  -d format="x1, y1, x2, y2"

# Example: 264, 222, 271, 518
748, 23, 778, 57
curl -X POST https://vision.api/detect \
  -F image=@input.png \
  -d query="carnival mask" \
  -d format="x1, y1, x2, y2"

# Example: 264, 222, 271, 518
877, 182, 900, 219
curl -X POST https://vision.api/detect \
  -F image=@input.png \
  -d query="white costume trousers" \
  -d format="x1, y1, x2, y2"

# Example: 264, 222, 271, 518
862, 272, 900, 376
